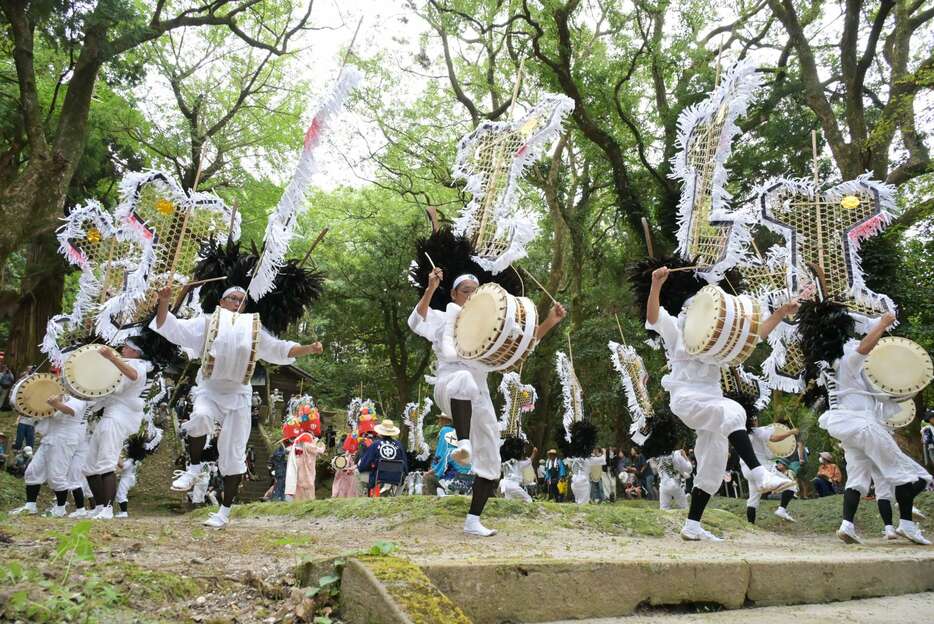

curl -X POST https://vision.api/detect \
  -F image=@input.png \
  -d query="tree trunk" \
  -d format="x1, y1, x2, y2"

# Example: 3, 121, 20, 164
7, 232, 66, 372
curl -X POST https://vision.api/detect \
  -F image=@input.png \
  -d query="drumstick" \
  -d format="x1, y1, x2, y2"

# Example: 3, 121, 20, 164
614, 313, 626, 345
668, 265, 699, 273
424, 252, 436, 270
520, 267, 559, 306
299, 228, 330, 267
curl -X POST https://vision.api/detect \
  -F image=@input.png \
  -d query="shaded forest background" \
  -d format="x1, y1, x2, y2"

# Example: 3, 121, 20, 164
1, 0, 932, 466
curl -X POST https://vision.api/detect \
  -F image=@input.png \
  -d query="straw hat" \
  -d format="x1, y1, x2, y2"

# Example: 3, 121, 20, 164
374, 419, 400, 437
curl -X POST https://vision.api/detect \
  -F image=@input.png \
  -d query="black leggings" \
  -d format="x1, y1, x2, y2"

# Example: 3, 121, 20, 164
451, 399, 498, 517
688, 487, 711, 522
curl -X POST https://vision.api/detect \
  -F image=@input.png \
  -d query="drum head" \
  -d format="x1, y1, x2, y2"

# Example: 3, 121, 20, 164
683, 286, 720, 353
455, 284, 505, 357
885, 400, 916, 429
331, 455, 349, 470
14, 373, 65, 419
63, 345, 123, 400
865, 337, 933, 397
766, 423, 797, 458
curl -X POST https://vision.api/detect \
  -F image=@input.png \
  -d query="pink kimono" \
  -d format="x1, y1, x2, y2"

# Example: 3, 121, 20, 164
331, 464, 359, 498
285, 434, 325, 501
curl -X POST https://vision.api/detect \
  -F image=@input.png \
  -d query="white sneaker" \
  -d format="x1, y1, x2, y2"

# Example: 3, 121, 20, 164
680, 525, 723, 542
203, 512, 229, 529
884, 525, 898, 540
49, 506, 67, 518
93, 505, 114, 520
171, 470, 198, 492
912, 506, 926, 521
836, 524, 863, 544
463, 514, 496, 537
68, 508, 90, 519
774, 508, 796, 522
451, 440, 472, 465
114, 511, 128, 518
896, 524, 932, 545
9, 504, 37, 515
754, 470, 795, 495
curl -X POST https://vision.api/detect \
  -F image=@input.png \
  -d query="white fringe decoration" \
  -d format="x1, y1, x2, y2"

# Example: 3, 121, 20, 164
608, 341, 655, 442
761, 322, 806, 393
346, 397, 362, 432
249, 66, 363, 301
497, 371, 537, 440
669, 60, 762, 283
452, 93, 574, 274
402, 397, 433, 461
555, 351, 584, 442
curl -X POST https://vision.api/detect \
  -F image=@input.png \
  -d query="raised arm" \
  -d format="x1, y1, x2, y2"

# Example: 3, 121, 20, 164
758, 299, 801, 341
646, 267, 669, 325
416, 267, 443, 321
288, 342, 324, 358
534, 303, 567, 340
857, 311, 896, 355
155, 286, 172, 328
47, 395, 74, 416
99, 347, 139, 381
768, 427, 799, 443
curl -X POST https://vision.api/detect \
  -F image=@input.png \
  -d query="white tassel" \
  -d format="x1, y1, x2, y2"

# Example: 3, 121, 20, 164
249, 67, 363, 301
608, 341, 655, 439
497, 371, 537, 440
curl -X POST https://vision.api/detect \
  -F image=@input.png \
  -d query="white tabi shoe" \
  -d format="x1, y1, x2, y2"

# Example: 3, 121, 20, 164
203, 512, 229, 529
171, 470, 199, 492
836, 522, 863, 544
884, 525, 898, 540
896, 523, 932, 546
68, 508, 90, 519
114, 511, 128, 519
911, 506, 927, 521
463, 514, 496, 537
93, 505, 114, 520
774, 507, 796, 522
10, 504, 38, 516
451, 440, 472, 465
752, 468, 795, 495
49, 505, 67, 518
680, 524, 724, 542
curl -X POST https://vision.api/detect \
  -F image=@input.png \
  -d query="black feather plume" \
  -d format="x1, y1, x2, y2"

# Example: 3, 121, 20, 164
410, 226, 522, 310
557, 420, 598, 458
131, 323, 180, 370
405, 450, 432, 472
125, 433, 148, 462
627, 255, 707, 321
499, 435, 527, 462
639, 405, 695, 459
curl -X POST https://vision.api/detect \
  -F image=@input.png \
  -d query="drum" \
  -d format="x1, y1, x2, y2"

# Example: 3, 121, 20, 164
683, 285, 762, 366
331, 454, 349, 471
201, 308, 261, 384
62, 345, 123, 400
865, 337, 933, 401
766, 423, 797, 459
454, 283, 539, 371
10, 373, 66, 419
885, 400, 916, 429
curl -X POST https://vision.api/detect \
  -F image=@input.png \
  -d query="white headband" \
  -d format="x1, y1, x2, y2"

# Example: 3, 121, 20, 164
222, 286, 247, 299
124, 338, 145, 356
452, 274, 479, 291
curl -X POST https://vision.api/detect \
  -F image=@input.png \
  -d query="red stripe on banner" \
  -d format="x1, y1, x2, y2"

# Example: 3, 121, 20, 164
304, 117, 323, 149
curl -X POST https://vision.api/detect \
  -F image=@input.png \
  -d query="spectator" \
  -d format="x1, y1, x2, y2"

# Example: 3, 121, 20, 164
324, 423, 337, 450
813, 451, 842, 497
543, 449, 567, 502
268, 443, 288, 501
0, 431, 7, 469
430, 414, 471, 495
7, 445, 33, 477
357, 420, 407, 496
589, 448, 605, 503
245, 446, 257, 481
13, 367, 36, 451
0, 362, 14, 411
921, 410, 934, 467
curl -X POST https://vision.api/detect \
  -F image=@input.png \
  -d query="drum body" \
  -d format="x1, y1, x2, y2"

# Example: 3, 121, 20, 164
864, 337, 933, 402
201, 308, 261, 384
62, 345, 123, 400
766, 423, 796, 459
683, 285, 761, 366
331, 454, 349, 471
885, 400, 916, 429
454, 283, 539, 371
11, 373, 66, 419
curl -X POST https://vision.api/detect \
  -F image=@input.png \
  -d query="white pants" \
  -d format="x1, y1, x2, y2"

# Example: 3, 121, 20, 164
571, 473, 590, 504
742, 462, 797, 508
824, 414, 931, 496
670, 391, 746, 495
116, 459, 137, 504
25, 440, 79, 491
68, 438, 89, 491
501, 478, 532, 502
85, 409, 141, 475
432, 369, 500, 481
184, 391, 250, 476
658, 476, 688, 510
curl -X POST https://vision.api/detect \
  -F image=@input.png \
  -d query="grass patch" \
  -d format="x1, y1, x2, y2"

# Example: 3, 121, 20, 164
108, 561, 201, 603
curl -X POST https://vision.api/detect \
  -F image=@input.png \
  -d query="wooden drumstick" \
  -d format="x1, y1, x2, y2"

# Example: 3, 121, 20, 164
521, 267, 559, 306
424, 252, 436, 270
614, 313, 626, 344
299, 228, 330, 267
668, 265, 699, 273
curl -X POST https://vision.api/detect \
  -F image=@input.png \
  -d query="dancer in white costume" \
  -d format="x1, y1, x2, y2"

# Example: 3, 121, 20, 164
83, 342, 150, 520
10, 395, 87, 517
653, 450, 693, 511
409, 252, 565, 537
152, 285, 322, 528
797, 304, 932, 545
739, 411, 799, 524
500, 446, 538, 502
643, 265, 797, 541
